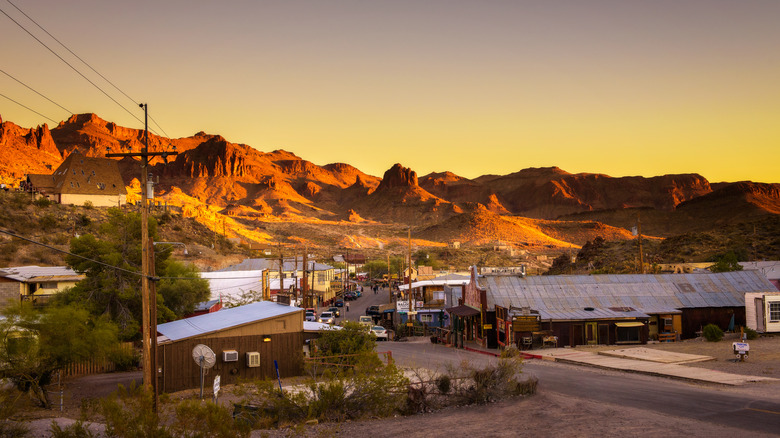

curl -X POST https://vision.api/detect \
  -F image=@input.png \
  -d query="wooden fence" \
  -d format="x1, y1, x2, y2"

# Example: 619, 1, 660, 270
61, 342, 136, 377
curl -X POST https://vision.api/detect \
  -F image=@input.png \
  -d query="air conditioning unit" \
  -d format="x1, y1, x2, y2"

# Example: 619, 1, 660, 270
222, 350, 239, 362
246, 352, 260, 368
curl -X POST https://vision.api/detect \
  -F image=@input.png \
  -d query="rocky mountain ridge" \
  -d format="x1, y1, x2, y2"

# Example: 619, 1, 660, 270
2, 113, 779, 249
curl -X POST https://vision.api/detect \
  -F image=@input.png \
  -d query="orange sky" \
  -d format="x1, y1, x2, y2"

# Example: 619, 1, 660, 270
1, 1, 778, 183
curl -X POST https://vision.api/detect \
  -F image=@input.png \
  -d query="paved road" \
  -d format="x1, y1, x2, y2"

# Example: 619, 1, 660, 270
383, 341, 780, 435
322, 284, 393, 323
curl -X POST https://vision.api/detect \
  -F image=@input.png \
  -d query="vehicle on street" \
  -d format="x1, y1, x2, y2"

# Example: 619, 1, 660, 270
358, 315, 373, 327
370, 325, 388, 340
365, 305, 380, 316
344, 292, 357, 301
305, 311, 317, 322
328, 306, 340, 317
334, 299, 344, 307
305, 308, 317, 317
355, 288, 362, 297
318, 311, 336, 325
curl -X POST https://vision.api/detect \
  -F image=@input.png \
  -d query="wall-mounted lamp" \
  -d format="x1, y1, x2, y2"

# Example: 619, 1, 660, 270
262, 336, 272, 342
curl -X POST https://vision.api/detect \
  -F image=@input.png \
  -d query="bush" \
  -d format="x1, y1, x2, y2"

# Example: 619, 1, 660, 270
108, 346, 139, 372
702, 323, 724, 342
33, 197, 51, 208
743, 327, 759, 340
82, 200, 93, 210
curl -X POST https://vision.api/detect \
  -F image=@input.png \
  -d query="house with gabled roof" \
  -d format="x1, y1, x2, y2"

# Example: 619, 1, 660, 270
24, 152, 126, 207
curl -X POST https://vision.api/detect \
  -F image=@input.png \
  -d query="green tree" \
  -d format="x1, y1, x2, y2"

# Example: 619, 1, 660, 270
364, 260, 389, 278
59, 208, 209, 340
0, 303, 119, 408
709, 251, 744, 273
312, 321, 381, 370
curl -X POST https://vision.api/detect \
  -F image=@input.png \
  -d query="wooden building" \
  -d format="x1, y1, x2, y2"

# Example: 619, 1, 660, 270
156, 301, 304, 393
455, 267, 776, 349
0, 265, 84, 311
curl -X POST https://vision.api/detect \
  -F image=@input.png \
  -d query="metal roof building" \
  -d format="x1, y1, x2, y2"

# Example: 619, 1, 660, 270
480, 270, 776, 321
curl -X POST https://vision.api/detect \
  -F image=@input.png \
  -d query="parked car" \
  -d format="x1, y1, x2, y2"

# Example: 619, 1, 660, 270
355, 288, 362, 297
358, 315, 373, 327
305, 311, 317, 322
318, 311, 336, 325
344, 292, 357, 301
370, 325, 388, 341
334, 299, 344, 307
365, 305, 380, 316
328, 306, 341, 317
305, 308, 317, 317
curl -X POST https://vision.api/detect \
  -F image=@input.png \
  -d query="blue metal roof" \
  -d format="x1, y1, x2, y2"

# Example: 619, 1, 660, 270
483, 270, 776, 321
157, 301, 302, 342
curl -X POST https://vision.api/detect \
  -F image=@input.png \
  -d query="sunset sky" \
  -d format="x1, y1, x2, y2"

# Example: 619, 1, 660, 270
1, 1, 778, 183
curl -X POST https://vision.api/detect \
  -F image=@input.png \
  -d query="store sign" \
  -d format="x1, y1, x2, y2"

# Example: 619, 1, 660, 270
397, 300, 409, 312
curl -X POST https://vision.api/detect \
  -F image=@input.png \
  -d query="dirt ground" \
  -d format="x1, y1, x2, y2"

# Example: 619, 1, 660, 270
15, 333, 780, 437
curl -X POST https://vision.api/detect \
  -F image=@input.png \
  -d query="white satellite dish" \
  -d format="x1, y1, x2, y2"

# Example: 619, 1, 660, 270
192, 344, 216, 399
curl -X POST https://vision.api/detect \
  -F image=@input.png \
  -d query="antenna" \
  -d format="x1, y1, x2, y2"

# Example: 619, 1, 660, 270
192, 344, 216, 399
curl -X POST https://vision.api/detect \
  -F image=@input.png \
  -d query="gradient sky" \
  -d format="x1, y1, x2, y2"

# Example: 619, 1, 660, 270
1, 1, 778, 183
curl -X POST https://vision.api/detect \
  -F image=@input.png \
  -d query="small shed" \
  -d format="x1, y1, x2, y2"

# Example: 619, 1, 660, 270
156, 301, 304, 393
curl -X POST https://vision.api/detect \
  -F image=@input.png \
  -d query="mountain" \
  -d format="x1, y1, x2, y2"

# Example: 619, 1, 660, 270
1, 113, 779, 251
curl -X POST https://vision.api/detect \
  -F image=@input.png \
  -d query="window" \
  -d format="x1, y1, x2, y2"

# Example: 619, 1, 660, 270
420, 314, 433, 323
769, 302, 780, 323
39, 282, 57, 289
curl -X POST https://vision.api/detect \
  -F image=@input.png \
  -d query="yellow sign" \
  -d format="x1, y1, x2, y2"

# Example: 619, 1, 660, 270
406, 322, 414, 327
483, 324, 492, 330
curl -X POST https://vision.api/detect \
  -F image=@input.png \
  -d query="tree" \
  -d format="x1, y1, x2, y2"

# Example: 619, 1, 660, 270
709, 251, 744, 273
0, 303, 119, 408
59, 208, 209, 340
312, 321, 381, 370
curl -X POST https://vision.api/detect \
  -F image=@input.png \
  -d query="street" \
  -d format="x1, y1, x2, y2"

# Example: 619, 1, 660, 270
382, 341, 780, 435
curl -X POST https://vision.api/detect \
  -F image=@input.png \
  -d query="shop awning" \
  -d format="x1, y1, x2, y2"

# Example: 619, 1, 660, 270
446, 305, 480, 317
615, 321, 644, 328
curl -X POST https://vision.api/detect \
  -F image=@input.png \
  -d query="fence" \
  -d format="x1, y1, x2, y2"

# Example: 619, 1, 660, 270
61, 342, 136, 377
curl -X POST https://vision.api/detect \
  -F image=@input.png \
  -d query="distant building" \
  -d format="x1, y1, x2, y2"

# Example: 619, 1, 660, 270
24, 152, 126, 207
0, 265, 84, 310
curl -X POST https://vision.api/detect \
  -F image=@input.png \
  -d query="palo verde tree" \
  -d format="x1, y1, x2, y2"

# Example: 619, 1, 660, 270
58, 208, 209, 340
0, 302, 119, 408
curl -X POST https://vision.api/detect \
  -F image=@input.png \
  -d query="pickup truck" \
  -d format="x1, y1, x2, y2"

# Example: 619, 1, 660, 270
365, 305, 380, 316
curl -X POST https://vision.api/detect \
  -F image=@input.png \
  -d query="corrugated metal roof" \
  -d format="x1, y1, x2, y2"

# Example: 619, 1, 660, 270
484, 271, 775, 320
217, 258, 334, 272
0, 266, 83, 282
157, 301, 302, 342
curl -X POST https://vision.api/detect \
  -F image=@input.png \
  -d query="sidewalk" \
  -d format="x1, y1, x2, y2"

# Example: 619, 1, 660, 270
457, 343, 778, 386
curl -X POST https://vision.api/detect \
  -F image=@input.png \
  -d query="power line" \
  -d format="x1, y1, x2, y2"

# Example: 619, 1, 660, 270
0, 5, 145, 128
0, 92, 58, 123
0, 68, 72, 115
3, 1, 178, 145
5, 0, 139, 108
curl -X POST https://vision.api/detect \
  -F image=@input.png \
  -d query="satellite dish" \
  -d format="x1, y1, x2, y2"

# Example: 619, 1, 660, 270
192, 344, 216, 369
192, 344, 216, 399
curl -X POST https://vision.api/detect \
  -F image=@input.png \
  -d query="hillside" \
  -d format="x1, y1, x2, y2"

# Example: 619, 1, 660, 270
1, 113, 779, 262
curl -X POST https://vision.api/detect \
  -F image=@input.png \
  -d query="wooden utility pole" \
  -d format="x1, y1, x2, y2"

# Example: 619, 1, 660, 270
302, 248, 308, 308
387, 250, 393, 303
638, 213, 644, 274
278, 243, 284, 300
105, 103, 177, 412
407, 228, 413, 322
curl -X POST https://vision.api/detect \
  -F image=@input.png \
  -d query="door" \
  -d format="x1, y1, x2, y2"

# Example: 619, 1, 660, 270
755, 297, 766, 332
585, 322, 598, 345
598, 324, 610, 345
571, 324, 584, 346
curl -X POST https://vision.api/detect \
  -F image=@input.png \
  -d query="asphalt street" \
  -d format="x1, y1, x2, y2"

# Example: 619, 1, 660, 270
383, 341, 780, 435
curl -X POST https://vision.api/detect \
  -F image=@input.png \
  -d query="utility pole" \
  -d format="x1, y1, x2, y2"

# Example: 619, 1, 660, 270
302, 247, 308, 308
407, 227, 413, 324
278, 243, 284, 302
638, 212, 644, 274
105, 103, 177, 412
387, 250, 393, 304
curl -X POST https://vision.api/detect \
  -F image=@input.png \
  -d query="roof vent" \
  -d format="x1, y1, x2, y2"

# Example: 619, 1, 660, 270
584, 307, 594, 311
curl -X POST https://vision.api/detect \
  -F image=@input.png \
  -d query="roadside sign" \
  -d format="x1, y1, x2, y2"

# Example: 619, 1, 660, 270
406, 322, 413, 327
483, 324, 493, 330
213, 375, 221, 395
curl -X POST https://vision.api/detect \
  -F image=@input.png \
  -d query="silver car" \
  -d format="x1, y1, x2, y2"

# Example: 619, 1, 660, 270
305, 311, 317, 322
370, 325, 388, 341
318, 311, 336, 325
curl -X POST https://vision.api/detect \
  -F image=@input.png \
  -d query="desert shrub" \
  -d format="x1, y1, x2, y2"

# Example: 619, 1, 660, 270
39, 213, 59, 231
107, 346, 139, 372
702, 323, 724, 342
170, 399, 251, 438
76, 214, 91, 228
33, 197, 51, 208
49, 420, 96, 437
0, 388, 29, 438
82, 200, 93, 210
500, 345, 521, 359
743, 327, 759, 340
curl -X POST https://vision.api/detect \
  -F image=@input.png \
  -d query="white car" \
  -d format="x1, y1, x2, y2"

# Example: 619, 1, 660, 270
305, 311, 317, 322
370, 325, 388, 341
318, 311, 336, 325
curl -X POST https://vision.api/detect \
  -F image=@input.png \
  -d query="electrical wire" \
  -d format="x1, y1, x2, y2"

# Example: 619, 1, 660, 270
0, 92, 58, 123
3, 1, 179, 149
0, 5, 146, 129
0, 68, 72, 115
6, 0, 138, 107
0, 228, 273, 282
